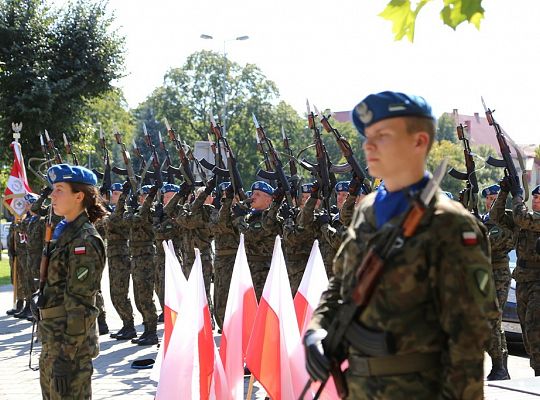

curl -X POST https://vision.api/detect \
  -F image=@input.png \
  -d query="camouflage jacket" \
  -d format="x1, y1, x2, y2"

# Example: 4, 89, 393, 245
493, 191, 540, 281
38, 212, 106, 360
482, 209, 515, 265
102, 194, 130, 257
212, 197, 240, 257
282, 207, 315, 272
124, 194, 155, 255
26, 214, 45, 254
310, 193, 497, 398
175, 191, 214, 263
233, 200, 282, 265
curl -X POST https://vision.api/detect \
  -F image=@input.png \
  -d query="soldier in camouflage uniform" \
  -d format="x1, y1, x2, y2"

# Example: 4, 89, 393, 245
6, 219, 24, 316
176, 182, 216, 315
305, 92, 497, 399
212, 182, 240, 329
13, 204, 32, 320
124, 185, 158, 346
233, 181, 282, 300
152, 183, 182, 320
38, 164, 107, 399
282, 183, 317, 295
481, 184, 515, 380
100, 182, 137, 340
493, 182, 540, 375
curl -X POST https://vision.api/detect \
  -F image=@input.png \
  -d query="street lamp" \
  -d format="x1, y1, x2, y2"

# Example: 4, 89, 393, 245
200, 34, 250, 136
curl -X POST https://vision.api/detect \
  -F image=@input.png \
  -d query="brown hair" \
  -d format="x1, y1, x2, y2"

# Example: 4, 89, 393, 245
69, 182, 109, 223
404, 116, 436, 152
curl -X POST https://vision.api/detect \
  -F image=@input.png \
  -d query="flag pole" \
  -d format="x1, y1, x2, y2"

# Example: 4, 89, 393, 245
10, 122, 22, 306
245, 374, 255, 400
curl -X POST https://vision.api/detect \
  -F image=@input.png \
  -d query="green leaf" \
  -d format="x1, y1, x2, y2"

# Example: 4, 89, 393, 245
441, 0, 484, 30
379, 0, 432, 42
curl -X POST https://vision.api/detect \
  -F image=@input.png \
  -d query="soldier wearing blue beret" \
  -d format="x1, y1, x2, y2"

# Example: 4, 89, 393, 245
306, 91, 496, 398
334, 181, 349, 210
40, 164, 107, 398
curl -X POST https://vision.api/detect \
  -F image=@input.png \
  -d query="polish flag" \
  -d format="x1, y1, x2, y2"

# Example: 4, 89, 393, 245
3, 141, 32, 217
245, 236, 309, 399
150, 240, 187, 382
210, 335, 232, 400
155, 249, 215, 399
219, 234, 258, 399
294, 240, 341, 400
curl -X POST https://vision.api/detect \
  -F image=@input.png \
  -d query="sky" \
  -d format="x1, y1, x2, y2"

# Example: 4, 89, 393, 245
65, 0, 540, 145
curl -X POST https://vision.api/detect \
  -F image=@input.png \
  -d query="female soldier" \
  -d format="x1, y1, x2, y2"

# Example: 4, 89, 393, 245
38, 164, 107, 399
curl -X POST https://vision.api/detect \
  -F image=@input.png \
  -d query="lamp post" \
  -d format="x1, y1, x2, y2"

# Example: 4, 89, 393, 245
200, 34, 249, 136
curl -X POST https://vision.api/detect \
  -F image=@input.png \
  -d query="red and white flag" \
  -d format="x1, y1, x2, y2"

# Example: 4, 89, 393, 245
219, 233, 257, 399
245, 235, 309, 399
150, 240, 188, 382
3, 141, 32, 217
294, 240, 328, 335
155, 249, 215, 399
294, 240, 341, 400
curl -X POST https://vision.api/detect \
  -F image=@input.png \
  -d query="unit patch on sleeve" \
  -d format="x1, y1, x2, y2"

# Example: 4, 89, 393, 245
74, 246, 86, 255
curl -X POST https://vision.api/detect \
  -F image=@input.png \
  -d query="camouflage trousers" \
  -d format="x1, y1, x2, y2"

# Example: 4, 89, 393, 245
108, 254, 134, 324
26, 250, 40, 293
516, 280, 540, 369
15, 253, 30, 299
155, 250, 165, 310
249, 259, 271, 301
486, 263, 511, 360
131, 249, 157, 329
213, 255, 236, 329
39, 343, 93, 399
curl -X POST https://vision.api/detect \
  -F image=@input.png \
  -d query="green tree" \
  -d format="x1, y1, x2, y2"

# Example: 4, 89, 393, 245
535, 145, 540, 159
0, 0, 125, 166
380, 0, 485, 41
436, 112, 457, 142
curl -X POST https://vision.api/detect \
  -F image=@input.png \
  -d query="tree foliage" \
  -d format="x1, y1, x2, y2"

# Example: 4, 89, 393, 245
380, 0, 485, 41
0, 0, 125, 168
436, 112, 458, 142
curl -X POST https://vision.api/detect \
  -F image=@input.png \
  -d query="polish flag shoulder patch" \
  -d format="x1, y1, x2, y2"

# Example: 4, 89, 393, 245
74, 246, 86, 255
461, 231, 478, 246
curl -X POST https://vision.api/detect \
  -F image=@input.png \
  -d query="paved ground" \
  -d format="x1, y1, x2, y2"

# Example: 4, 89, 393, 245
1, 262, 540, 399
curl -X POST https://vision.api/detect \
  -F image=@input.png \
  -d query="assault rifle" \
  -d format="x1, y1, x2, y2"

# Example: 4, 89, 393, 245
201, 114, 247, 201
158, 131, 176, 184
44, 130, 63, 164
112, 131, 140, 208
142, 123, 163, 191
92, 126, 112, 201
253, 114, 293, 206
482, 97, 529, 201
298, 100, 337, 213
300, 159, 448, 400
316, 107, 371, 194
132, 139, 155, 186
448, 119, 479, 217
62, 133, 79, 166
164, 118, 198, 187
282, 126, 300, 205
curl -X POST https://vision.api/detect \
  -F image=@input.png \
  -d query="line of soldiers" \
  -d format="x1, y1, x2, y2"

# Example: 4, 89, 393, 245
4, 169, 371, 346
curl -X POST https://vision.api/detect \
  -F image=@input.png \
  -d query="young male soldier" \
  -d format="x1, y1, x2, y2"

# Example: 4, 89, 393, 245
481, 184, 515, 380
492, 183, 540, 375
304, 91, 497, 399
233, 181, 281, 300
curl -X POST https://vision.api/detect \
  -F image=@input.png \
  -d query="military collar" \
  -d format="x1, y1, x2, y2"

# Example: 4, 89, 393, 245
55, 212, 90, 247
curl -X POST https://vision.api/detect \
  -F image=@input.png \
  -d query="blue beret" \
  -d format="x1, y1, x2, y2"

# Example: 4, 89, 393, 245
442, 191, 454, 200
251, 181, 274, 195
301, 183, 313, 193
139, 185, 152, 194
218, 181, 231, 191
24, 193, 39, 203
111, 183, 123, 192
47, 164, 97, 186
532, 185, 540, 196
351, 91, 434, 135
161, 183, 180, 194
335, 181, 349, 192
481, 184, 500, 198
